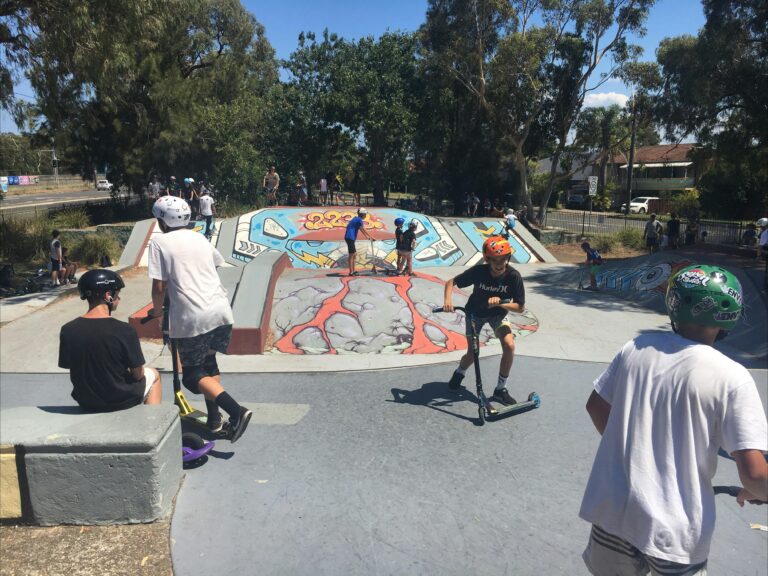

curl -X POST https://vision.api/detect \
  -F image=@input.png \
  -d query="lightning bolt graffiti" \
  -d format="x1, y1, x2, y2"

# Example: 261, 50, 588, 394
293, 250, 335, 268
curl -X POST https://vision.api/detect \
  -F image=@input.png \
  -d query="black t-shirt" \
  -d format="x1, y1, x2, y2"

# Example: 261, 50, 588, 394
667, 218, 681, 236
395, 228, 405, 250
400, 229, 416, 252
454, 264, 525, 318
58, 317, 146, 411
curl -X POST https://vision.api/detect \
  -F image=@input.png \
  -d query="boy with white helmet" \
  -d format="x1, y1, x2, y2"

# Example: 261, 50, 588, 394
503, 208, 517, 239
344, 207, 373, 276
580, 264, 767, 575
147, 196, 251, 442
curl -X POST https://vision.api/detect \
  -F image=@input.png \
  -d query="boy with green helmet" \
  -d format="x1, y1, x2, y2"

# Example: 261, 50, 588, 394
580, 264, 767, 575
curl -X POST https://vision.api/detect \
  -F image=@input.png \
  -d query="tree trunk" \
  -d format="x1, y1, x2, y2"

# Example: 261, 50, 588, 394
514, 148, 533, 218
537, 147, 562, 223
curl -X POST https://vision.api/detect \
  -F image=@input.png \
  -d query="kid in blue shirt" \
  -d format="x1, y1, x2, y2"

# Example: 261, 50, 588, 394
345, 207, 373, 276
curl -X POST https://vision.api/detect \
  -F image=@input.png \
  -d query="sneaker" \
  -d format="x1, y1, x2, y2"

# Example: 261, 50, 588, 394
448, 371, 465, 390
207, 418, 225, 433
491, 388, 517, 406
228, 407, 252, 443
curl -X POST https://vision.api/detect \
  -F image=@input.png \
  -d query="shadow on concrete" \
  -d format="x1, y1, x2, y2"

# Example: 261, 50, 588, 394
36, 405, 87, 415
389, 381, 482, 425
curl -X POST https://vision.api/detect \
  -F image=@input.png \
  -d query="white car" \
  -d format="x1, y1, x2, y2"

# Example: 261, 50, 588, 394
96, 179, 113, 191
621, 196, 659, 214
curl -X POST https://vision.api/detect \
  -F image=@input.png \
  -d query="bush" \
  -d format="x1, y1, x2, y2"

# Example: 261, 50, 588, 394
0, 215, 53, 263
614, 227, 645, 250
52, 207, 92, 229
591, 234, 618, 254
669, 189, 701, 221
217, 198, 253, 218
68, 233, 120, 266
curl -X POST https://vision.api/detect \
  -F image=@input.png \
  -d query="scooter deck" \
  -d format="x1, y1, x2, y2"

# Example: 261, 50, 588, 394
485, 393, 541, 420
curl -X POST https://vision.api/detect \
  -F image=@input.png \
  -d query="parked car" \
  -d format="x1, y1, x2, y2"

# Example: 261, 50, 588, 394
566, 190, 589, 209
96, 179, 113, 191
620, 196, 659, 214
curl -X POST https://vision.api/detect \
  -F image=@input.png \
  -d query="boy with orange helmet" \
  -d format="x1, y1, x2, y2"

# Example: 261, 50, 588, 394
442, 236, 525, 407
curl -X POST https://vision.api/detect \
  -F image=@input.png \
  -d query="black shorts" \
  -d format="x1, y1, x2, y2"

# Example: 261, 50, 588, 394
177, 324, 232, 366
345, 238, 357, 254
50, 258, 61, 272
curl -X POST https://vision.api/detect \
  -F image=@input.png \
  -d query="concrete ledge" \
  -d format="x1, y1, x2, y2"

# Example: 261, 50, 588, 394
0, 405, 182, 525
118, 218, 155, 269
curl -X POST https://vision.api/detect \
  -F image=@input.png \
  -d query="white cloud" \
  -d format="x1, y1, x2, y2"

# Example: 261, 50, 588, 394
583, 92, 629, 109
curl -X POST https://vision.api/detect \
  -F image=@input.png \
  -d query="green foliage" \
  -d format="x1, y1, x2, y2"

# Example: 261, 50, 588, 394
591, 234, 618, 254
68, 233, 120, 266
669, 189, 701, 220
0, 215, 53, 263
614, 227, 645, 250
52, 207, 92, 229
217, 197, 254, 218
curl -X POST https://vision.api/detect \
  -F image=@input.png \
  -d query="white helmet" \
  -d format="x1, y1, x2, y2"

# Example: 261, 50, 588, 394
152, 196, 191, 228
358, 207, 367, 216
757, 217, 768, 228
408, 218, 419, 228
506, 208, 515, 215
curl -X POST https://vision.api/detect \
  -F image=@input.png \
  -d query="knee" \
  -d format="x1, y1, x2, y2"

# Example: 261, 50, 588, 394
501, 334, 515, 352
181, 365, 206, 394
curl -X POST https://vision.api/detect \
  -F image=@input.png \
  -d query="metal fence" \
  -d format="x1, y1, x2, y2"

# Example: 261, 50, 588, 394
0, 196, 139, 221
541, 210, 747, 245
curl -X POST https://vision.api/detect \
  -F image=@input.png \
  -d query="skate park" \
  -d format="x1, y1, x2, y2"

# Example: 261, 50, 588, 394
1, 206, 766, 575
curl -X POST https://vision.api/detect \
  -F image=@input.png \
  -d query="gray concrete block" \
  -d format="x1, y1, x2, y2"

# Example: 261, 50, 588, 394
118, 218, 155, 268
0, 405, 182, 525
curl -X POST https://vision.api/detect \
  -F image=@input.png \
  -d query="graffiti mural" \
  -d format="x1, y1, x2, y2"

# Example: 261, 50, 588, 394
596, 260, 692, 293
269, 272, 539, 355
455, 221, 534, 264
232, 208, 463, 269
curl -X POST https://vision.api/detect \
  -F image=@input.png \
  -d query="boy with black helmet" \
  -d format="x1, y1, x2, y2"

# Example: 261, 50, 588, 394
147, 196, 251, 442
59, 269, 162, 411
398, 219, 418, 275
394, 217, 406, 273
580, 264, 767, 575
442, 236, 525, 408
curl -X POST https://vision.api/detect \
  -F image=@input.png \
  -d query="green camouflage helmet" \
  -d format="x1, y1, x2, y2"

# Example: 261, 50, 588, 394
665, 265, 743, 330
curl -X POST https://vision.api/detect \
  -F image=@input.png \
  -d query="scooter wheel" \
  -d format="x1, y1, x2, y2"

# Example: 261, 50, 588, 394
182, 432, 206, 450
478, 406, 486, 425
528, 392, 541, 408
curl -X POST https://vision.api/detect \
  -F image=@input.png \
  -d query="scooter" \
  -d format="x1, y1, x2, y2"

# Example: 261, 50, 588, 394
142, 305, 218, 464
432, 303, 540, 425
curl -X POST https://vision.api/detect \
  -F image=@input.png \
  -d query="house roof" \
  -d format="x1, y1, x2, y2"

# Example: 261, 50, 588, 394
609, 144, 697, 165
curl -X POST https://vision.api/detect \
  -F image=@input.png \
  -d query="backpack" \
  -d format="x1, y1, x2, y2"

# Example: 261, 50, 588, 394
589, 249, 603, 265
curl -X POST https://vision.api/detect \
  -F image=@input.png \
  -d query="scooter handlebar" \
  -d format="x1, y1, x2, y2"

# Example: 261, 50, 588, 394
713, 485, 766, 503
432, 299, 511, 314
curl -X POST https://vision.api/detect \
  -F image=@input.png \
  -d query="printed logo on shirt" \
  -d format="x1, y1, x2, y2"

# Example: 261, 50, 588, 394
478, 282, 508, 294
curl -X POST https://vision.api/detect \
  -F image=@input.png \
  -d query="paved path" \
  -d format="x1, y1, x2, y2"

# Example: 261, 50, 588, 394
2, 364, 766, 576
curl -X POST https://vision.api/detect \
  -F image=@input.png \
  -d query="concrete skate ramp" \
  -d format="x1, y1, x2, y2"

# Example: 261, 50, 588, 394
529, 253, 767, 368
225, 206, 554, 269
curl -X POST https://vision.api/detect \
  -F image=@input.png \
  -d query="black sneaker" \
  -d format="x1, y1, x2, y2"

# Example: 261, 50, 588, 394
448, 371, 465, 390
491, 388, 517, 406
207, 418, 228, 434
228, 407, 252, 443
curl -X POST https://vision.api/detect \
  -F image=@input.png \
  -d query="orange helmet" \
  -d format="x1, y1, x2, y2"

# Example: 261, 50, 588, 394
482, 236, 512, 258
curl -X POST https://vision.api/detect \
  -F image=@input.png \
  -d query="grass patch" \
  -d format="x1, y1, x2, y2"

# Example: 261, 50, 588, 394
0, 215, 54, 263
52, 207, 92, 229
217, 198, 254, 218
69, 233, 120, 266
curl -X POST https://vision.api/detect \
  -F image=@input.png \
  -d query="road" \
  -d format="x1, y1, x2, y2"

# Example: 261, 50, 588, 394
1, 187, 113, 208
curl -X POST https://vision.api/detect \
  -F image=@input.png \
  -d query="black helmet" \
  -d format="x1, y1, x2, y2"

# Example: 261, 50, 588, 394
78, 269, 125, 300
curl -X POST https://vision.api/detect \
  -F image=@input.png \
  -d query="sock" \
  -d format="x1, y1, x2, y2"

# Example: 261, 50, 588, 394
206, 400, 221, 423
456, 366, 467, 377
214, 392, 241, 420
496, 375, 508, 391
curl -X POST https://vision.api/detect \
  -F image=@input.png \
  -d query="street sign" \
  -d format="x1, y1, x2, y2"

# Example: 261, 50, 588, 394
588, 176, 598, 196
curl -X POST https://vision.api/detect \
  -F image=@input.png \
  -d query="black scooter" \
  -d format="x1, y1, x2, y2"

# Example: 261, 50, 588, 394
432, 304, 540, 425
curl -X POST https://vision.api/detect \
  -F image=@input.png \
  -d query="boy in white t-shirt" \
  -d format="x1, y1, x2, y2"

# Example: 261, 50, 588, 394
198, 187, 215, 239
580, 264, 767, 575
146, 196, 252, 443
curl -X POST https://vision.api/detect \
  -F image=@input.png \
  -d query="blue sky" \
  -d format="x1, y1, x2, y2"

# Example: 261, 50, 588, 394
1, 0, 705, 133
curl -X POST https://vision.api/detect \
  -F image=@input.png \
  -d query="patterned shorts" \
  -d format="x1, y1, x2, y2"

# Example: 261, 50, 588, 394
583, 525, 707, 576
466, 314, 514, 338
177, 324, 232, 367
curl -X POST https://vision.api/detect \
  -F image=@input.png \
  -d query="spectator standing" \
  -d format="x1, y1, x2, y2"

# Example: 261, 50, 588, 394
483, 198, 491, 216
643, 213, 663, 254
149, 175, 163, 200
50, 230, 63, 287
684, 219, 699, 246
757, 218, 768, 259
296, 171, 307, 207
352, 172, 362, 206
198, 187, 216, 239
666, 212, 681, 249
165, 175, 178, 197
263, 166, 280, 206
319, 176, 328, 206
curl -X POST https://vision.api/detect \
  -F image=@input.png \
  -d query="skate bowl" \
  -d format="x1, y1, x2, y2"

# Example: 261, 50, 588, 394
526, 253, 767, 368
127, 207, 554, 355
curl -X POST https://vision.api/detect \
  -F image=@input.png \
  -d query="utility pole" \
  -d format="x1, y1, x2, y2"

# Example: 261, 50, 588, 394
625, 94, 637, 227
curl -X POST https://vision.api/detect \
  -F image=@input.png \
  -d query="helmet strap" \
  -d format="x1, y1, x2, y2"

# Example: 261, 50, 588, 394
715, 329, 729, 342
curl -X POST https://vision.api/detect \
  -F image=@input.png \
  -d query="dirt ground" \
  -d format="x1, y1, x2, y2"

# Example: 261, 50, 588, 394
545, 242, 646, 263
0, 519, 172, 576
